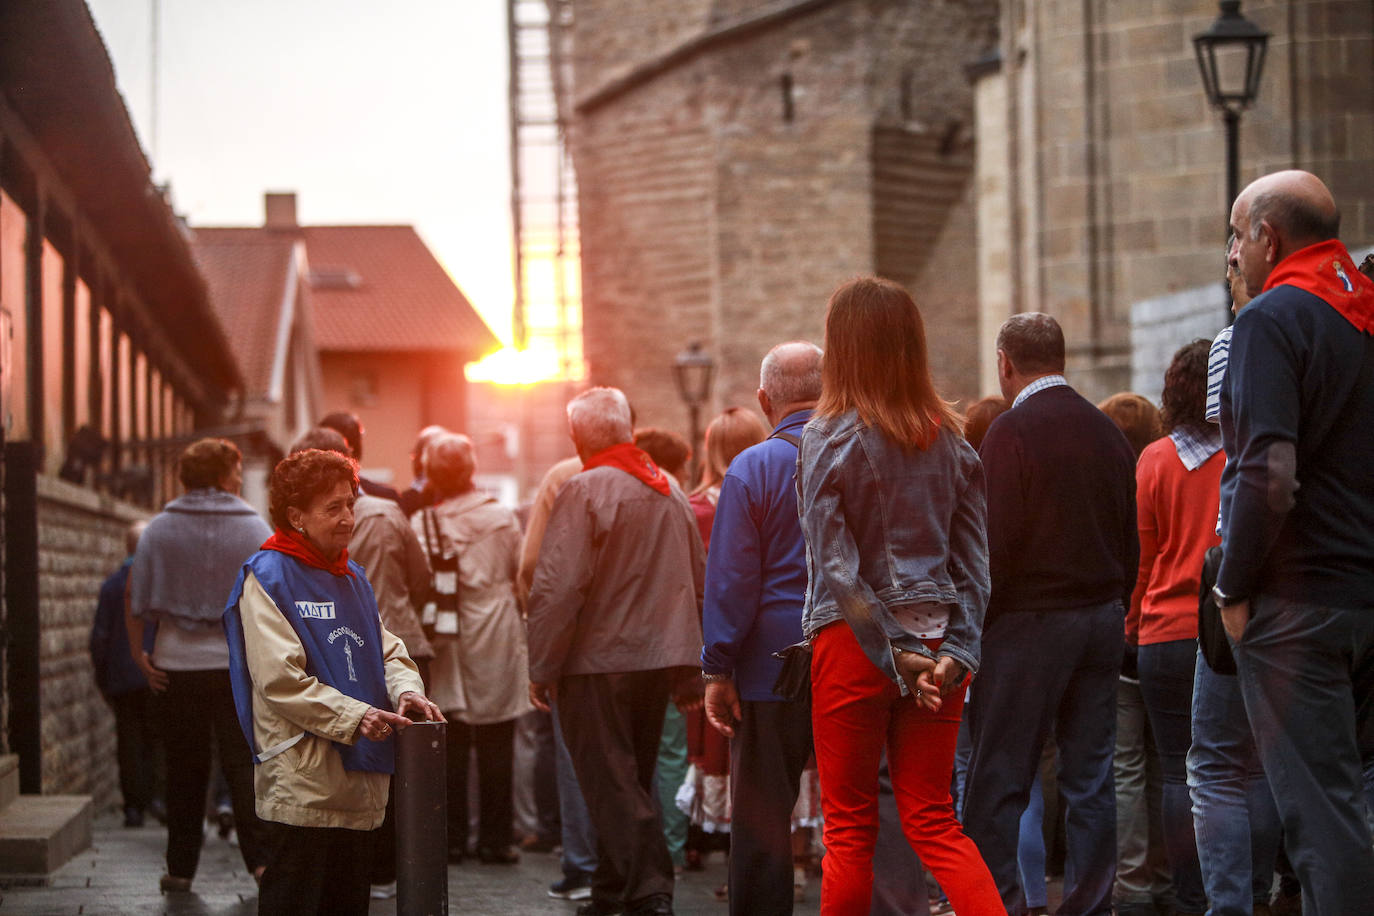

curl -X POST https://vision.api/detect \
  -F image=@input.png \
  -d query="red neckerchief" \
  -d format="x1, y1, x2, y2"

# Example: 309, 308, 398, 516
262, 529, 355, 578
580, 442, 671, 496
1262, 239, 1374, 333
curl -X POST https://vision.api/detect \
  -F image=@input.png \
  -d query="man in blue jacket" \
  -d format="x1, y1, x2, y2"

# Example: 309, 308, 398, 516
1215, 169, 1374, 915
700, 340, 820, 915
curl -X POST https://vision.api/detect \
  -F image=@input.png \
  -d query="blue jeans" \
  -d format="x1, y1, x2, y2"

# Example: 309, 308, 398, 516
1187, 647, 1280, 916
652, 704, 689, 867
552, 701, 598, 879
1113, 676, 1172, 909
1138, 639, 1205, 913
1018, 771, 1048, 910
965, 602, 1124, 916
1231, 593, 1374, 916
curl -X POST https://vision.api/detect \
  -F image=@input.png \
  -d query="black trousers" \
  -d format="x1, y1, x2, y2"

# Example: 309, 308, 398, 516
446, 718, 516, 854
560, 670, 675, 908
727, 697, 814, 916
109, 689, 158, 812
258, 822, 374, 915
157, 668, 268, 878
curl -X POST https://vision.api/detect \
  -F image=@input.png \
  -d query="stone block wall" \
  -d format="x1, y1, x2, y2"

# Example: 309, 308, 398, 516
35, 475, 145, 808
571, 0, 998, 432
1130, 283, 1228, 407
983, 0, 1374, 405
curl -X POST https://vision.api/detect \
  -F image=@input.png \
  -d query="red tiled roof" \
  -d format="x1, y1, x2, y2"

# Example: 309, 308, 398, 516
301, 225, 498, 355
191, 228, 296, 398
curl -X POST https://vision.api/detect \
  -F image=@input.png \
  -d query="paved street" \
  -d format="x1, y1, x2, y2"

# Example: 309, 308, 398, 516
0, 814, 822, 915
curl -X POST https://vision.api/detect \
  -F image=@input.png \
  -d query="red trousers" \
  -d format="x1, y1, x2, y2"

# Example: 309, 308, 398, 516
811, 623, 1005, 916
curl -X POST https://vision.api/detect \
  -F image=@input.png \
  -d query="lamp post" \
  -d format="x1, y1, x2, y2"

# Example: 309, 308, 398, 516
1193, 0, 1269, 322
673, 341, 716, 486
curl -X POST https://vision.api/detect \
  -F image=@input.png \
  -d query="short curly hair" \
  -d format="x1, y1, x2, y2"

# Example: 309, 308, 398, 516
1160, 339, 1212, 434
178, 438, 241, 490
1098, 392, 1164, 459
267, 449, 359, 531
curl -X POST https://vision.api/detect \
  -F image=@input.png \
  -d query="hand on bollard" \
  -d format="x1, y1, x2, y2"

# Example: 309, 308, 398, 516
397, 691, 446, 723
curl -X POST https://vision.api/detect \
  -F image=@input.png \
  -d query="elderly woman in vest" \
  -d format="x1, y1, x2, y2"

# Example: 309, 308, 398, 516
411, 432, 531, 865
224, 448, 443, 915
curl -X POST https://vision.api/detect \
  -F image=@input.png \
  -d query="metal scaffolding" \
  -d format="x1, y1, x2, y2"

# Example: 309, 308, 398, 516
507, 0, 581, 379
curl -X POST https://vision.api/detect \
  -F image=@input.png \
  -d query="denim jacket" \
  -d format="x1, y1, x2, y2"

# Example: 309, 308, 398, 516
798, 410, 989, 690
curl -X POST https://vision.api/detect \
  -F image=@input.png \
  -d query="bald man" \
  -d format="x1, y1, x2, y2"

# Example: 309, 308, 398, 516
701, 341, 821, 915
1215, 169, 1374, 915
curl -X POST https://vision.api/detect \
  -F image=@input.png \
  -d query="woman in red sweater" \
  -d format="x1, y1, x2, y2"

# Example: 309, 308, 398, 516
1129, 339, 1221, 916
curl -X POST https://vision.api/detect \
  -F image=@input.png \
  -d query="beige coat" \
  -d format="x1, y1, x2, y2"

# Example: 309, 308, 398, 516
238, 571, 424, 830
411, 491, 532, 724
350, 494, 433, 660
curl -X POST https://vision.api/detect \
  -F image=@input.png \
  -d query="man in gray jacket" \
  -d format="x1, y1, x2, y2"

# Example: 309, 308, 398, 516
527, 386, 705, 916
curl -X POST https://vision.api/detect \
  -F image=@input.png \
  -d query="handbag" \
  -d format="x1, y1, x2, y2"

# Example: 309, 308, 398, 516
1197, 545, 1236, 675
420, 507, 461, 638
771, 639, 813, 702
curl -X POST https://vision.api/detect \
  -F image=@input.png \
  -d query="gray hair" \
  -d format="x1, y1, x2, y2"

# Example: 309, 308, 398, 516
760, 341, 823, 408
996, 312, 1065, 375
424, 432, 477, 497
567, 387, 633, 454
1248, 187, 1340, 244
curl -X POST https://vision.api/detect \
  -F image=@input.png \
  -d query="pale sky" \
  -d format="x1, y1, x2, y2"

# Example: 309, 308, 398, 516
86, 0, 516, 345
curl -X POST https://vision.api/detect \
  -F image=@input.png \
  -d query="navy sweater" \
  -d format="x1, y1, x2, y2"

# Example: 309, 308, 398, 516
979, 385, 1139, 620
1218, 285, 1374, 609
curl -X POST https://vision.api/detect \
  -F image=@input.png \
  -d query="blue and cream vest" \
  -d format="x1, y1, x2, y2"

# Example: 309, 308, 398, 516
224, 550, 395, 773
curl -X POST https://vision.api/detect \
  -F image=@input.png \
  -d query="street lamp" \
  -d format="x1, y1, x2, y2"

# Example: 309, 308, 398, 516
673, 341, 716, 485
1194, 0, 1269, 321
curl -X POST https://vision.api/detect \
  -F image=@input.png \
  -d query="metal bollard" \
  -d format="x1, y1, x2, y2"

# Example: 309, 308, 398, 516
396, 719, 448, 916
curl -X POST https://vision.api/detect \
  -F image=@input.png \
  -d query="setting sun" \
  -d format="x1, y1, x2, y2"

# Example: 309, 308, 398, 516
465, 344, 576, 386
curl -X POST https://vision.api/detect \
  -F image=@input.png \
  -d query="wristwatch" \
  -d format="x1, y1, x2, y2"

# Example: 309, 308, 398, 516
701, 671, 732, 683
1211, 584, 1245, 608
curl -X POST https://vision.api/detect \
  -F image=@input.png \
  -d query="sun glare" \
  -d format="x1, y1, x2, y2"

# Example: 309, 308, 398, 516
465, 345, 569, 386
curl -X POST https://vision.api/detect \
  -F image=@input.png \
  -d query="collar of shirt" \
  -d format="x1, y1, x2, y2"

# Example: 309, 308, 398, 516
1012, 374, 1069, 409
774, 409, 812, 435
1169, 424, 1223, 471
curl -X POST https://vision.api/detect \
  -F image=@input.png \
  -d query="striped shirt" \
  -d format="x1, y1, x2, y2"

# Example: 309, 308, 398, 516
1205, 325, 1233, 424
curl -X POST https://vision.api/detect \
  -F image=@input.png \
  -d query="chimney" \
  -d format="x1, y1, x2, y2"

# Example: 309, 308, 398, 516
264, 192, 298, 230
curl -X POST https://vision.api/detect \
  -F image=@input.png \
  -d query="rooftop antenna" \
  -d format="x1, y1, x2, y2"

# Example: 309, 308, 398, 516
149, 0, 160, 166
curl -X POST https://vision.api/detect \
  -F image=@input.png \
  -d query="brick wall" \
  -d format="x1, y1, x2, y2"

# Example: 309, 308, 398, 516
35, 475, 145, 808
570, 0, 998, 433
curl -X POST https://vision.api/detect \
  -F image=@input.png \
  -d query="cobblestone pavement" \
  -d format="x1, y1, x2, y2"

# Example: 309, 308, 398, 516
0, 815, 823, 915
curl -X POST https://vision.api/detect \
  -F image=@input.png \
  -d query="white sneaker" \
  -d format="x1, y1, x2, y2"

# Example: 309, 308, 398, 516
370, 881, 397, 899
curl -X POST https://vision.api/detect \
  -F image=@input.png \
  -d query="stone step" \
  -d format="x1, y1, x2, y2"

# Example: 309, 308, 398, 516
0, 794, 93, 875
0, 756, 17, 812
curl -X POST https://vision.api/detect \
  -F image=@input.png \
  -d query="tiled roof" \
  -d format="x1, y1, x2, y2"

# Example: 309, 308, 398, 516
301, 225, 498, 355
191, 228, 296, 399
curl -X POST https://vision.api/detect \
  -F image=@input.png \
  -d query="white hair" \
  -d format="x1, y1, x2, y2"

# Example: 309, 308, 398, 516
567, 387, 633, 454
760, 340, 824, 407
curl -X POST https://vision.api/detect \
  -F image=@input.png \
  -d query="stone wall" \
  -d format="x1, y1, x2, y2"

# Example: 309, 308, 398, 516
36, 475, 146, 808
570, 0, 999, 433
980, 0, 1374, 405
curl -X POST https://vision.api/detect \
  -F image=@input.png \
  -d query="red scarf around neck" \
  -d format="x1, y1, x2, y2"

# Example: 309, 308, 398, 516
1262, 239, 1374, 333
581, 442, 671, 496
262, 528, 355, 578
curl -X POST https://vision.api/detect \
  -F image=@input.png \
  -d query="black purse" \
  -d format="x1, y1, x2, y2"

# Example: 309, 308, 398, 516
771, 639, 813, 701
1197, 545, 1236, 675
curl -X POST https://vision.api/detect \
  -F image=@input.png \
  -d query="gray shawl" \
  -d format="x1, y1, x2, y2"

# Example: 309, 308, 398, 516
129, 488, 272, 628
